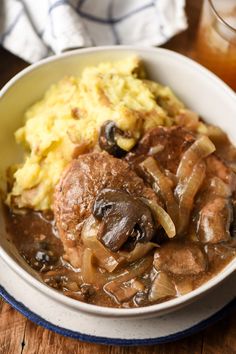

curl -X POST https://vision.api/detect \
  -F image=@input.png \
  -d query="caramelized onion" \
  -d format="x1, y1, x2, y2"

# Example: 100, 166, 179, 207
81, 248, 96, 284
148, 272, 176, 302
176, 136, 215, 181
144, 199, 176, 238
140, 157, 178, 226
118, 242, 156, 263
110, 256, 153, 284
81, 226, 153, 288
104, 280, 139, 303
82, 216, 155, 272
104, 256, 152, 302
176, 161, 206, 234
148, 144, 164, 155
104, 279, 144, 303
81, 216, 124, 272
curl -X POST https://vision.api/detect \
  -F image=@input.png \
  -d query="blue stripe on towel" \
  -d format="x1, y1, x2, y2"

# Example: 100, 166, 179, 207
107, 0, 120, 44
76, 2, 155, 24
0, 10, 23, 42
48, 0, 155, 25
49, 0, 69, 14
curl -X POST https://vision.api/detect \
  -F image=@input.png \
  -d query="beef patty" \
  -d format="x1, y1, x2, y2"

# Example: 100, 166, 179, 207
53, 152, 159, 267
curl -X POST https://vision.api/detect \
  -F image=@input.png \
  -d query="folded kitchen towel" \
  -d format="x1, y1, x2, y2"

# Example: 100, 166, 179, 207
0, 0, 187, 63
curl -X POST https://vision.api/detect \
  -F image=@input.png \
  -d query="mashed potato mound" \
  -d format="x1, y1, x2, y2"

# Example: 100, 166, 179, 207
7, 57, 184, 210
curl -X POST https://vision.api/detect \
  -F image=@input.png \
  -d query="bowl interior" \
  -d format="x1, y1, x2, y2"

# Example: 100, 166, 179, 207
0, 47, 236, 317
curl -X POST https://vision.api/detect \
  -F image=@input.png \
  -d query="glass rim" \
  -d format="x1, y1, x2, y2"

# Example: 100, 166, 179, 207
208, 0, 236, 33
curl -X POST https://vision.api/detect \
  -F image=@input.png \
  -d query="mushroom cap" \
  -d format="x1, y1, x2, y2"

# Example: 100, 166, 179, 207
93, 188, 156, 252
99, 121, 127, 157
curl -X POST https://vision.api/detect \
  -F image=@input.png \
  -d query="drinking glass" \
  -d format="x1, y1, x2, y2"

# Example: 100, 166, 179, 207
195, 0, 236, 90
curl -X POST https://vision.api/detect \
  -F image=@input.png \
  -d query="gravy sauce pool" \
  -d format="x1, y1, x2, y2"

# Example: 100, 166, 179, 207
4, 206, 236, 308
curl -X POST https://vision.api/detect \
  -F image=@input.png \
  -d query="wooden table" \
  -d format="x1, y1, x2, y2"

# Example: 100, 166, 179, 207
0, 1, 235, 353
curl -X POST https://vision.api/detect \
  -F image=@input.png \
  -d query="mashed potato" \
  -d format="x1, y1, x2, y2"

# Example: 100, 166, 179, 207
7, 57, 185, 210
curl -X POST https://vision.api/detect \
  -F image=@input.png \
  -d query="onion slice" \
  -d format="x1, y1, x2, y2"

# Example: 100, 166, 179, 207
149, 272, 176, 301
176, 136, 215, 181
176, 161, 206, 234
144, 199, 176, 238
108, 256, 153, 284
118, 242, 156, 263
81, 215, 124, 272
140, 157, 179, 227
81, 248, 96, 284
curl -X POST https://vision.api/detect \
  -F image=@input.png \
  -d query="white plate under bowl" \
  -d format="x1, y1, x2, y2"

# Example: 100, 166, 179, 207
0, 46, 236, 320
0, 256, 235, 345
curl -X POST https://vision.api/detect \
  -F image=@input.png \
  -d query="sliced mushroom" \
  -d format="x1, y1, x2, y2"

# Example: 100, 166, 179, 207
99, 121, 128, 157
92, 188, 156, 252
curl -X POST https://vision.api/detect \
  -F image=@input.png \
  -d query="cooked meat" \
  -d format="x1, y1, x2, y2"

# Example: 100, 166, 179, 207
205, 155, 232, 184
154, 242, 207, 276
127, 126, 233, 183
197, 197, 232, 243
127, 126, 235, 241
205, 243, 236, 265
53, 152, 159, 267
126, 126, 195, 173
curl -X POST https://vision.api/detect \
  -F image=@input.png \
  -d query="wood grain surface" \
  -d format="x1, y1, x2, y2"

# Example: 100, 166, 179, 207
0, 0, 235, 353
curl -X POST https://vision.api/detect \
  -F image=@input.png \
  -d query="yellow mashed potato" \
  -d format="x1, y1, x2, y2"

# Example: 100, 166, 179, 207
7, 57, 185, 210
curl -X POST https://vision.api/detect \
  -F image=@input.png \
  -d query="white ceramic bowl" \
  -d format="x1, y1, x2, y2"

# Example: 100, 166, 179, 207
0, 46, 235, 319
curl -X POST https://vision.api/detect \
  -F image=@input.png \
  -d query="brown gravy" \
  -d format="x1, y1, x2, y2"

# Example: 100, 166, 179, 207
4, 206, 236, 308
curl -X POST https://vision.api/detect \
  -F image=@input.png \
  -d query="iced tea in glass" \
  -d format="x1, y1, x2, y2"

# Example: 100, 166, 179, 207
196, 0, 236, 90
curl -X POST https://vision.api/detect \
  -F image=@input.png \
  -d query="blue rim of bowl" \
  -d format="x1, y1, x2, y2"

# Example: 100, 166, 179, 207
0, 284, 235, 346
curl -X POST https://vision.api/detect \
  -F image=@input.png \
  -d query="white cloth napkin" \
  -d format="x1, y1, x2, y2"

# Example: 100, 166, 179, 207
0, 0, 187, 63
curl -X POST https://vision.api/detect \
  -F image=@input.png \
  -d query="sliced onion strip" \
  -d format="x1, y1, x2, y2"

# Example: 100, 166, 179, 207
149, 272, 176, 302
145, 199, 176, 238
176, 161, 206, 234
81, 248, 96, 284
109, 256, 153, 284
118, 242, 156, 263
140, 157, 178, 226
176, 136, 215, 181
81, 215, 124, 272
